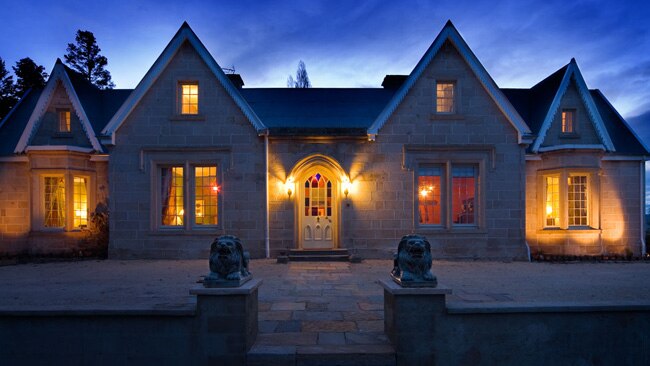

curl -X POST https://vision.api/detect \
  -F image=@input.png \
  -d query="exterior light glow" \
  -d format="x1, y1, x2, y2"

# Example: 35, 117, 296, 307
342, 177, 352, 198
285, 177, 293, 198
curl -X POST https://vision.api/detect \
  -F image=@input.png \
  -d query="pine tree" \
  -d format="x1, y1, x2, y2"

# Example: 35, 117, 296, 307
64, 30, 115, 89
13, 57, 48, 97
0, 57, 17, 121
287, 60, 311, 88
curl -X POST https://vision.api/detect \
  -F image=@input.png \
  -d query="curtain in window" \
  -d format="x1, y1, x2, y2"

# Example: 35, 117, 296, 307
161, 167, 184, 226
452, 166, 476, 225
44, 177, 65, 228
418, 167, 442, 225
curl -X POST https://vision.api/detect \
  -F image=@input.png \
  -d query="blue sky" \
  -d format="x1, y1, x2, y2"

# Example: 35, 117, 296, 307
1, 0, 649, 120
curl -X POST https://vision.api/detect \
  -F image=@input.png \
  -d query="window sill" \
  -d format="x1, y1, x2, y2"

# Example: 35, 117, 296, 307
417, 227, 487, 235
169, 114, 206, 122
430, 113, 464, 120
148, 229, 220, 236
53, 132, 73, 138
537, 228, 601, 234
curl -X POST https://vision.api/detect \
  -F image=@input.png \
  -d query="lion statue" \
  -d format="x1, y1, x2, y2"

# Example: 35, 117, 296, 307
391, 234, 436, 286
206, 235, 251, 283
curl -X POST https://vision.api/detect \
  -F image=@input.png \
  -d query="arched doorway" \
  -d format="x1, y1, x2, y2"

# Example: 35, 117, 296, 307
289, 155, 346, 250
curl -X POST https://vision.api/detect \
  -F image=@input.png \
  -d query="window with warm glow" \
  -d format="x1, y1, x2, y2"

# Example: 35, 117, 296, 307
561, 110, 575, 133
161, 166, 184, 226
568, 175, 588, 226
545, 176, 560, 227
59, 110, 71, 132
436, 82, 455, 113
304, 173, 331, 217
180, 83, 199, 115
452, 166, 477, 225
73, 176, 88, 228
418, 167, 442, 225
44, 176, 66, 228
195, 166, 218, 225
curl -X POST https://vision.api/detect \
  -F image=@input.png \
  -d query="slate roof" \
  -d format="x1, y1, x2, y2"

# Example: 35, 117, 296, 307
0, 88, 42, 156
0, 65, 131, 156
240, 88, 395, 136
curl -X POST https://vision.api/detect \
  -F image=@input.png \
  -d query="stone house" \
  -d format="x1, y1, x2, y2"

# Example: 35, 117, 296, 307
0, 21, 647, 260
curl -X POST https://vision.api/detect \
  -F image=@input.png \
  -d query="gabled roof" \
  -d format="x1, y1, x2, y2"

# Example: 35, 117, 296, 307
529, 59, 615, 153
14, 60, 103, 153
240, 88, 394, 136
367, 20, 532, 144
101, 22, 266, 143
591, 90, 649, 155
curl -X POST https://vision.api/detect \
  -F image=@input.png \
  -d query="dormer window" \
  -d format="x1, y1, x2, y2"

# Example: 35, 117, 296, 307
436, 82, 455, 113
179, 82, 199, 115
561, 109, 575, 133
58, 109, 71, 132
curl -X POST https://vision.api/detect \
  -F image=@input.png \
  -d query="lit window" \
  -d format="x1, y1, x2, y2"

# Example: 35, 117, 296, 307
436, 82, 455, 113
561, 110, 575, 133
195, 166, 218, 225
59, 110, 71, 132
568, 175, 588, 226
73, 177, 88, 228
44, 176, 66, 228
161, 167, 184, 226
542, 172, 592, 229
418, 167, 442, 225
545, 176, 560, 227
452, 166, 477, 225
304, 173, 332, 217
180, 83, 199, 115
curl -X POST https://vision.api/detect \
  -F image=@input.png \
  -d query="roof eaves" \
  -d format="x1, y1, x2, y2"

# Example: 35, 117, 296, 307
593, 89, 650, 155
14, 62, 103, 153
101, 23, 266, 144
531, 60, 615, 153
0, 88, 32, 131
367, 21, 531, 143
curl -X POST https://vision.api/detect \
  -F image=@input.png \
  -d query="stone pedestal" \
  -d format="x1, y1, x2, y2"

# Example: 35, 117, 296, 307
190, 278, 262, 365
380, 278, 451, 365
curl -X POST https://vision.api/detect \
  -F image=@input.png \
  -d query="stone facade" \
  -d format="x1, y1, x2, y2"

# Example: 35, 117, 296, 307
108, 42, 266, 259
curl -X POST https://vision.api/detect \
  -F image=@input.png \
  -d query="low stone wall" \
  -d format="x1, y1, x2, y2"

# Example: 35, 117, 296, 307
0, 279, 261, 365
382, 279, 650, 365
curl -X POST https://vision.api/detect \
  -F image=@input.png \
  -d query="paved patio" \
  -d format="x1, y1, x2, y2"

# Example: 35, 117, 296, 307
1, 259, 649, 352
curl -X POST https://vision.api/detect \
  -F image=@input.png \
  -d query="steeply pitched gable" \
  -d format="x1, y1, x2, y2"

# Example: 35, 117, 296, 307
530, 59, 614, 152
367, 20, 532, 144
101, 22, 266, 144
14, 59, 103, 153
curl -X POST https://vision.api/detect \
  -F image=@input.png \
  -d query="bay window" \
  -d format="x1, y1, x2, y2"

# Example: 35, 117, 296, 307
40, 173, 90, 230
542, 170, 595, 229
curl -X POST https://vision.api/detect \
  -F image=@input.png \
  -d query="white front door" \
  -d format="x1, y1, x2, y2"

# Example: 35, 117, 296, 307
301, 172, 335, 249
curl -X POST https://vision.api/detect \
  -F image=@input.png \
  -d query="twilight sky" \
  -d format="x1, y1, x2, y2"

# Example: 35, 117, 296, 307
1, 0, 649, 122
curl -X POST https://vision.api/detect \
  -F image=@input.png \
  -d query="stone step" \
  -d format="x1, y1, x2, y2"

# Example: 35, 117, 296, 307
247, 344, 396, 366
286, 249, 351, 262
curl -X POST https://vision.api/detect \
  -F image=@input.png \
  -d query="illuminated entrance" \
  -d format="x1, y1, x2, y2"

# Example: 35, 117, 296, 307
301, 172, 334, 249
290, 154, 345, 250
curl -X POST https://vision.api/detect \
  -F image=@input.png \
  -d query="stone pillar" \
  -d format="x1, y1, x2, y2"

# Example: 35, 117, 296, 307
190, 278, 262, 365
380, 279, 451, 365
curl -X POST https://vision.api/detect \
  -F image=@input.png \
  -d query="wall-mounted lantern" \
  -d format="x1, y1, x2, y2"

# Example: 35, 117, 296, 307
285, 177, 294, 198
342, 177, 352, 199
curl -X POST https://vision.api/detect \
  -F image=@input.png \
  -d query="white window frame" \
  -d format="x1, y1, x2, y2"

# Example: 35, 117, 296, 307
540, 169, 598, 230
35, 171, 93, 231
178, 81, 199, 116
435, 81, 456, 114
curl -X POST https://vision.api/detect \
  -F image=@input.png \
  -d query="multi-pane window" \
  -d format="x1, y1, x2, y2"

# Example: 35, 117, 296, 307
545, 176, 560, 227
568, 175, 588, 226
417, 163, 479, 227
561, 110, 575, 133
418, 167, 442, 225
304, 173, 332, 217
161, 167, 184, 226
452, 166, 477, 225
194, 166, 218, 225
436, 82, 455, 113
542, 172, 591, 229
160, 165, 219, 228
59, 110, 71, 132
180, 83, 199, 115
73, 177, 88, 228
44, 176, 66, 228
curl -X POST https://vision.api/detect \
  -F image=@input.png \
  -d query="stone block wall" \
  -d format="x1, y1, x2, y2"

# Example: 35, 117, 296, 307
268, 40, 528, 260
0, 161, 30, 255
525, 152, 644, 256
109, 41, 266, 259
